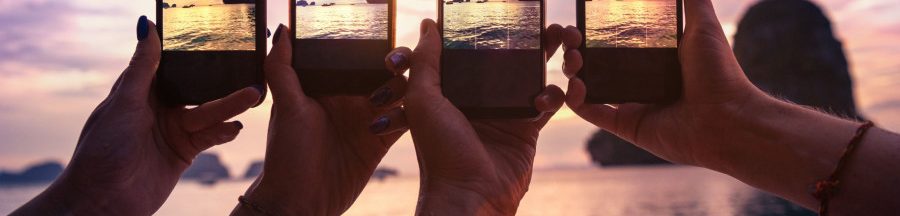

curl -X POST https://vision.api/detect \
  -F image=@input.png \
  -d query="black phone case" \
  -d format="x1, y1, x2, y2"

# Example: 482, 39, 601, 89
155, 0, 267, 106
438, 0, 546, 119
290, 0, 396, 96
576, 0, 683, 104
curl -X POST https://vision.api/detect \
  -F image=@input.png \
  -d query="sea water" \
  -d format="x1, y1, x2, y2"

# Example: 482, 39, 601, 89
162, 4, 257, 51
443, 1, 542, 50
586, 0, 678, 48
296, 1, 389, 39
0, 166, 814, 215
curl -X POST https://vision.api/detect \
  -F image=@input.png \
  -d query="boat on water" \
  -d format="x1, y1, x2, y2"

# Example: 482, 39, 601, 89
322, 2, 336, 6
310, 1, 316, 5
366, 0, 389, 4
445, 1, 453, 4
297, 0, 308, 6
162, 2, 170, 8
182, 4, 196, 8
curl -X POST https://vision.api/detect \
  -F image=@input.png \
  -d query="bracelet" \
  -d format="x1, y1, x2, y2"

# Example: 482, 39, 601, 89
812, 121, 875, 216
238, 195, 275, 216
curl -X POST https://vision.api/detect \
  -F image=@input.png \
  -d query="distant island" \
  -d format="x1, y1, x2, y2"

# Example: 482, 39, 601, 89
0, 161, 63, 185
243, 160, 264, 179
371, 167, 398, 181
182, 153, 230, 185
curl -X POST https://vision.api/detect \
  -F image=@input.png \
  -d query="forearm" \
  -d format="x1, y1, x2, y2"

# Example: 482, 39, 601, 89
715, 96, 900, 214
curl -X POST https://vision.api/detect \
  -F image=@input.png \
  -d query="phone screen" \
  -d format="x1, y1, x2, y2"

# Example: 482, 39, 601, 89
440, 0, 545, 118
442, 0, 541, 50
295, 0, 388, 40
161, 1, 257, 51
585, 0, 678, 48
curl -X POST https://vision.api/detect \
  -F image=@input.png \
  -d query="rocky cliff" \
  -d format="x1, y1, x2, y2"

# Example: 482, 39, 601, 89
734, 0, 863, 120
587, 0, 862, 167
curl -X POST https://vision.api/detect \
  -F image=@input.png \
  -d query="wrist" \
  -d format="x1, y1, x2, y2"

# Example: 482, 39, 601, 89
416, 181, 519, 216
709, 93, 861, 206
11, 174, 89, 215
240, 180, 300, 216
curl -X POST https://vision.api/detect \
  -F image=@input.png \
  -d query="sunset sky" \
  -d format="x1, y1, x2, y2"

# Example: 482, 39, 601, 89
1, 0, 899, 176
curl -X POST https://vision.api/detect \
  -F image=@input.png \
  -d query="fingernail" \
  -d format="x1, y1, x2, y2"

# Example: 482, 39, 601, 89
137, 15, 149, 41
251, 84, 266, 95
421, 21, 431, 36
234, 121, 244, 130
369, 116, 391, 134
369, 86, 393, 107
266, 28, 272, 38
250, 84, 266, 106
273, 24, 285, 45
389, 52, 409, 70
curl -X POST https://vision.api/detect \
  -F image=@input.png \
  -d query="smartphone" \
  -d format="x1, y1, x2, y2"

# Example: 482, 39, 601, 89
439, 0, 546, 119
291, 0, 396, 96
156, 0, 267, 105
577, 0, 683, 104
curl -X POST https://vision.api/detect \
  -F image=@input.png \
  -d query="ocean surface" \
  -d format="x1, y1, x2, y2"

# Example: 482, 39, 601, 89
162, 4, 256, 51
0, 166, 815, 215
296, 2, 389, 39
443, 1, 541, 50
586, 0, 678, 48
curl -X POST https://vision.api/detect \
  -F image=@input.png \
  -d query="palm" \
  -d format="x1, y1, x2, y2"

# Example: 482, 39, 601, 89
259, 96, 400, 213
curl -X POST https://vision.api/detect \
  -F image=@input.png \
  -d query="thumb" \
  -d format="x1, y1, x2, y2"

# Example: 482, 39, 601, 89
406, 19, 442, 98
118, 16, 161, 103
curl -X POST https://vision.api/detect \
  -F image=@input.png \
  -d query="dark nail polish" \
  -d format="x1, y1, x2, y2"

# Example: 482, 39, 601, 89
266, 28, 272, 38
389, 53, 409, 70
369, 87, 392, 107
235, 121, 244, 130
273, 24, 285, 45
250, 84, 266, 107
369, 116, 390, 134
137, 16, 149, 41
251, 84, 266, 95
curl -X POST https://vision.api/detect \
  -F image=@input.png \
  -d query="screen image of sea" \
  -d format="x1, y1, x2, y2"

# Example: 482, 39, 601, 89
586, 0, 677, 48
443, 0, 541, 50
296, 0, 389, 39
162, 1, 256, 51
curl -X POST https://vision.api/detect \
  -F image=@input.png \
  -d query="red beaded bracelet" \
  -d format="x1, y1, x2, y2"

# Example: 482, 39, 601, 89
812, 121, 875, 216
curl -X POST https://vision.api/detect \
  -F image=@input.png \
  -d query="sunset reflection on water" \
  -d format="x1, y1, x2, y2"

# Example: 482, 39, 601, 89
586, 0, 677, 48
162, 4, 256, 51
443, 1, 541, 50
